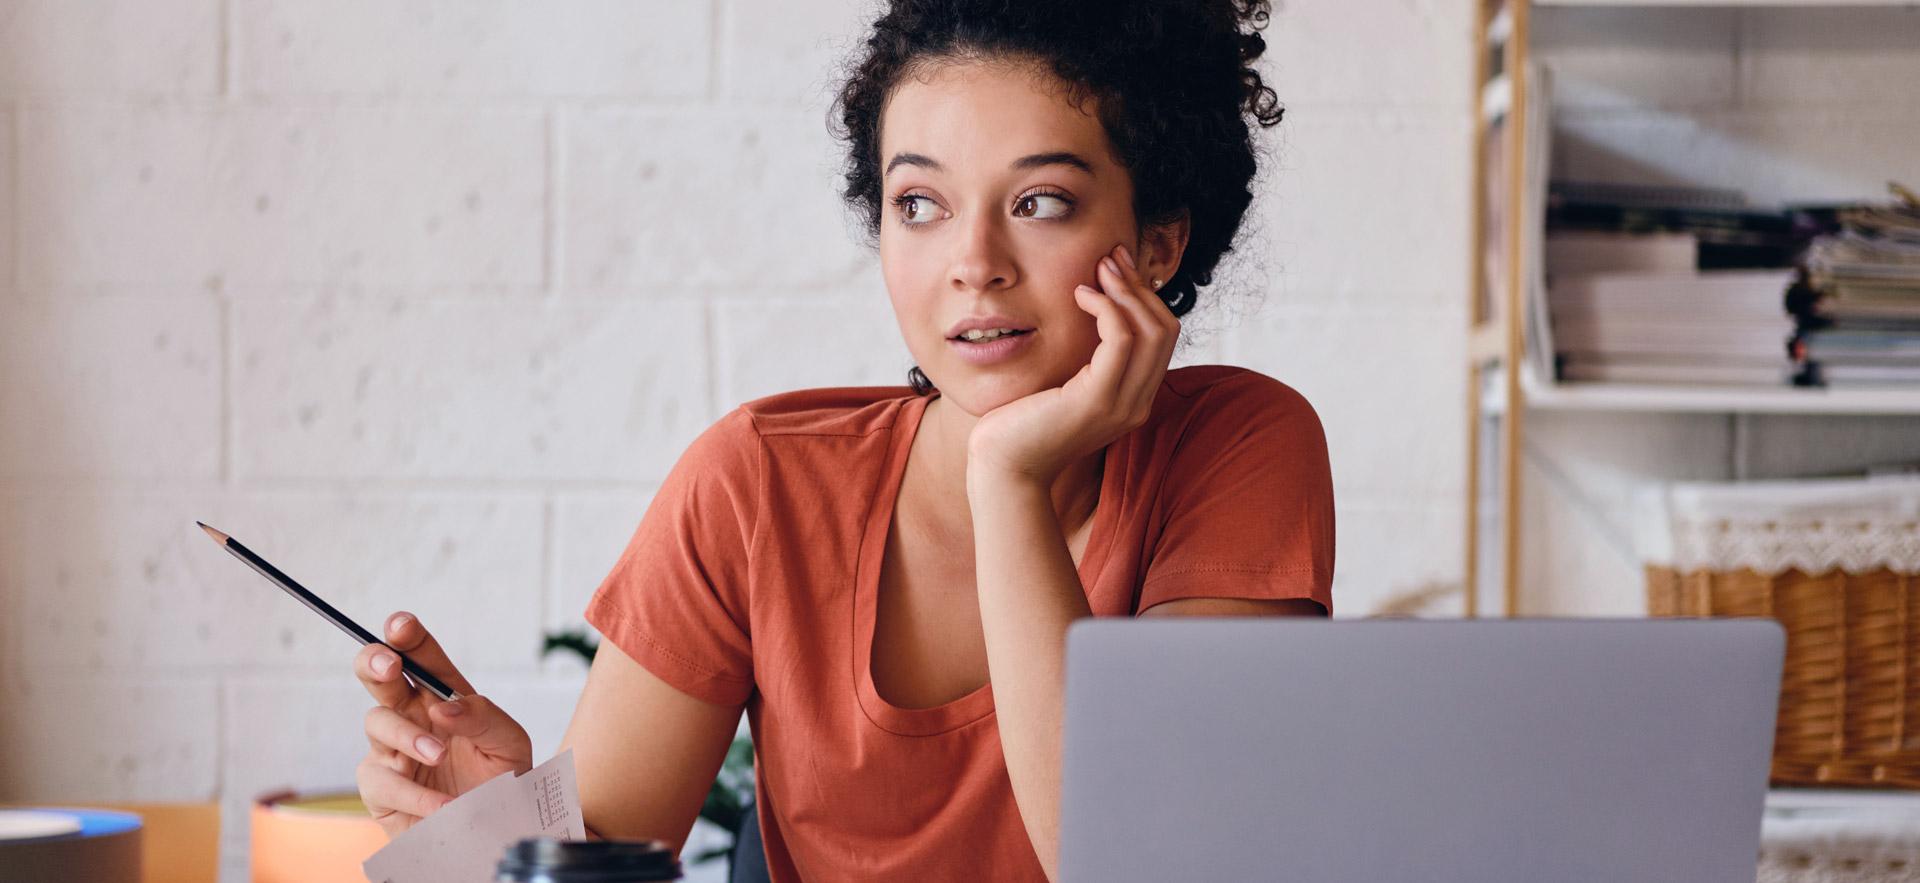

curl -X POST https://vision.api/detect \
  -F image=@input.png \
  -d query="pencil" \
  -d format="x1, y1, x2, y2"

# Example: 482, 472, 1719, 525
196, 521, 462, 702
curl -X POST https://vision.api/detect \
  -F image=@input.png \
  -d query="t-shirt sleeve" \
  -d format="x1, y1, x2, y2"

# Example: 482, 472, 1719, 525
1138, 373, 1336, 616
583, 407, 759, 706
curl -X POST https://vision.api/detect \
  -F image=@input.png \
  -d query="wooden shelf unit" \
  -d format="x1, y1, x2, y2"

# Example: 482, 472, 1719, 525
1465, 0, 1530, 620
1536, 0, 1918, 7
1462, 0, 1920, 620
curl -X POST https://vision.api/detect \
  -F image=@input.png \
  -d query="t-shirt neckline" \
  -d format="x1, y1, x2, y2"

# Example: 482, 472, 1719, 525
850, 390, 1123, 736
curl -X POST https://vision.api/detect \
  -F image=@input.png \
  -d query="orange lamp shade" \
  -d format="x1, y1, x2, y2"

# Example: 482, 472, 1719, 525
250, 790, 389, 883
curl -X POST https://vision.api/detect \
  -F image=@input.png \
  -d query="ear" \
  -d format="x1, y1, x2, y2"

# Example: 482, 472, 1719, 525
1137, 212, 1191, 288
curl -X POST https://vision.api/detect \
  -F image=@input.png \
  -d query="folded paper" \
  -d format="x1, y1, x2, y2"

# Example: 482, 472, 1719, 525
363, 750, 584, 883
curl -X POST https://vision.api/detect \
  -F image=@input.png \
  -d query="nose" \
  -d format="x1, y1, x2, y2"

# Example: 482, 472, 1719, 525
947, 210, 1016, 294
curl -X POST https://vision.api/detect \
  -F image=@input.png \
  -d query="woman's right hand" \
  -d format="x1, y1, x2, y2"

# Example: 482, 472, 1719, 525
354, 611, 533, 836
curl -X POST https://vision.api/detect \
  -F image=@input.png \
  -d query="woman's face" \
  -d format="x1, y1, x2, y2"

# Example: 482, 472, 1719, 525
877, 59, 1163, 417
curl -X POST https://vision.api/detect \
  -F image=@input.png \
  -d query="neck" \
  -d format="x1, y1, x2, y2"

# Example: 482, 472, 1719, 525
920, 394, 1104, 534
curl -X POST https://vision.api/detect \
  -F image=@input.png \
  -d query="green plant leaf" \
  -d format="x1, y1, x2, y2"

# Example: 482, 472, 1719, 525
540, 630, 599, 665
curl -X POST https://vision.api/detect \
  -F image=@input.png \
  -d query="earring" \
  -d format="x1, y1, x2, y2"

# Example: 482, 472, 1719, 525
1152, 278, 1163, 289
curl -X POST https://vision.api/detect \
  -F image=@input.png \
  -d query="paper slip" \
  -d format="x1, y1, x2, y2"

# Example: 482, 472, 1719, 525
363, 750, 585, 883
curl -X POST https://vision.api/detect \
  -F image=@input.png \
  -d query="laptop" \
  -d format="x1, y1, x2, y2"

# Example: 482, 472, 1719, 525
1058, 618, 1785, 882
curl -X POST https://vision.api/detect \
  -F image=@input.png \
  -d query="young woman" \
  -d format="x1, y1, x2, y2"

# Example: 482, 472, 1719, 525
350, 1, 1332, 879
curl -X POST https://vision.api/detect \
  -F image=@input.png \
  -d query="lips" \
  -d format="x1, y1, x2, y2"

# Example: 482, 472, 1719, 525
947, 326, 1038, 365
946, 315, 1037, 340
953, 328, 1031, 343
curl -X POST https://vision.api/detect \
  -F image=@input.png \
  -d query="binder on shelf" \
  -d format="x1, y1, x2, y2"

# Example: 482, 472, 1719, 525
1790, 185, 1920, 389
1545, 232, 1698, 276
1548, 270, 1797, 321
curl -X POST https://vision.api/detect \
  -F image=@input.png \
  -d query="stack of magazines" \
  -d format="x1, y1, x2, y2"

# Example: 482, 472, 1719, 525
1542, 182, 1801, 386
1788, 185, 1920, 387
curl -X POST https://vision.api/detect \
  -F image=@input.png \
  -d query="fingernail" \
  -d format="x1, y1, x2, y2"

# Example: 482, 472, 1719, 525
1101, 257, 1118, 275
1076, 284, 1102, 296
440, 700, 465, 717
415, 735, 444, 762
371, 653, 394, 676
390, 613, 413, 635
1117, 246, 1135, 270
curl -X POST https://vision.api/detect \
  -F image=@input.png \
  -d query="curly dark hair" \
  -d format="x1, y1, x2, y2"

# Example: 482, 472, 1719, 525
826, 0, 1286, 395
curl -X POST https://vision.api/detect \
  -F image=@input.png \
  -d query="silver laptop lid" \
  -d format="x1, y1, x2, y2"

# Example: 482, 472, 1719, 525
1059, 618, 1784, 883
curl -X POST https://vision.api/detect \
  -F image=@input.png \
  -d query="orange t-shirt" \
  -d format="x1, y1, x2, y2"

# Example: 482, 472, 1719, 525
584, 364, 1335, 881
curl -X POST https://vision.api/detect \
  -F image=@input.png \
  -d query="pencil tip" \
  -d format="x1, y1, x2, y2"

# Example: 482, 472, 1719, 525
197, 521, 229, 543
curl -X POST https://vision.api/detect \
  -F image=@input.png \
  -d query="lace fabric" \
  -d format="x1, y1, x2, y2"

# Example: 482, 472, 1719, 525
1638, 476, 1920, 575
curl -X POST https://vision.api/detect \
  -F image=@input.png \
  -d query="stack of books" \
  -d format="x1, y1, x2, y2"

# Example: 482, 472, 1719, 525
1788, 187, 1920, 387
1541, 183, 1801, 386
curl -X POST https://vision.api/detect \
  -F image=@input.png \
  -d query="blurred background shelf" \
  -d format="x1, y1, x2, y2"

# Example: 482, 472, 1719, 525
1536, 0, 1919, 6
1482, 373, 1920, 415
1464, 0, 1920, 620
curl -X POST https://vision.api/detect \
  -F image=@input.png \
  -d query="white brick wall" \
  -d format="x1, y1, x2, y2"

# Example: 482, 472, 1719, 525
236, 1, 714, 99
231, 296, 713, 480
0, 297, 223, 478
549, 489, 658, 643
561, 108, 872, 291
0, 0, 223, 96
0, 677, 222, 801
20, 106, 548, 288
0, 2, 1485, 880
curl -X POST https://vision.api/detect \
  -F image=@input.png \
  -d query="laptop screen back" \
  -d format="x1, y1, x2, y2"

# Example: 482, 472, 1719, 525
1058, 618, 1783, 883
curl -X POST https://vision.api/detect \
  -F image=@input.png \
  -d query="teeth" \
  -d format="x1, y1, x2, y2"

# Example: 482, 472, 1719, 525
961, 328, 1020, 342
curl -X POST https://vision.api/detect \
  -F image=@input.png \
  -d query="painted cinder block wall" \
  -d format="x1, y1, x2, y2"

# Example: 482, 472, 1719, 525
61, 0, 1920, 877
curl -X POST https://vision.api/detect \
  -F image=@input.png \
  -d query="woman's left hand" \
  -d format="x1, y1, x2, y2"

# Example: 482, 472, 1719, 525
967, 243, 1180, 488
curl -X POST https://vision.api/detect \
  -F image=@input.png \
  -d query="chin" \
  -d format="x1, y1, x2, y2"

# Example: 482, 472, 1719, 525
929, 370, 1056, 416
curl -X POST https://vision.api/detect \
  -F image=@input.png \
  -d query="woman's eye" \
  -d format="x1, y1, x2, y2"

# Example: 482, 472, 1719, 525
896, 195, 934, 224
891, 191, 1072, 228
1015, 193, 1072, 220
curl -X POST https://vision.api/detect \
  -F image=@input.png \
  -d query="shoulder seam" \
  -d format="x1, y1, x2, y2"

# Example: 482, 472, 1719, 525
1164, 364, 1262, 400
737, 396, 911, 438
741, 407, 767, 604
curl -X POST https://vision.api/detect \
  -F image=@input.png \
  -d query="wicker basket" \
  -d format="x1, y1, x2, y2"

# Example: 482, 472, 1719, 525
1647, 565, 1920, 788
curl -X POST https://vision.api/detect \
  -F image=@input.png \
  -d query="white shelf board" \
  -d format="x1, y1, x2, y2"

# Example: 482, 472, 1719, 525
1536, 0, 1918, 7
1481, 371, 1920, 415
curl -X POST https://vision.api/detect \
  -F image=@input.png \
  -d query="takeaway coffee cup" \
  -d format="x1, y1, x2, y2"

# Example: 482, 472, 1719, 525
495, 837, 681, 882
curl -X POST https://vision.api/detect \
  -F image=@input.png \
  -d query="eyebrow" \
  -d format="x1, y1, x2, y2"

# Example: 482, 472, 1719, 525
883, 151, 1095, 179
